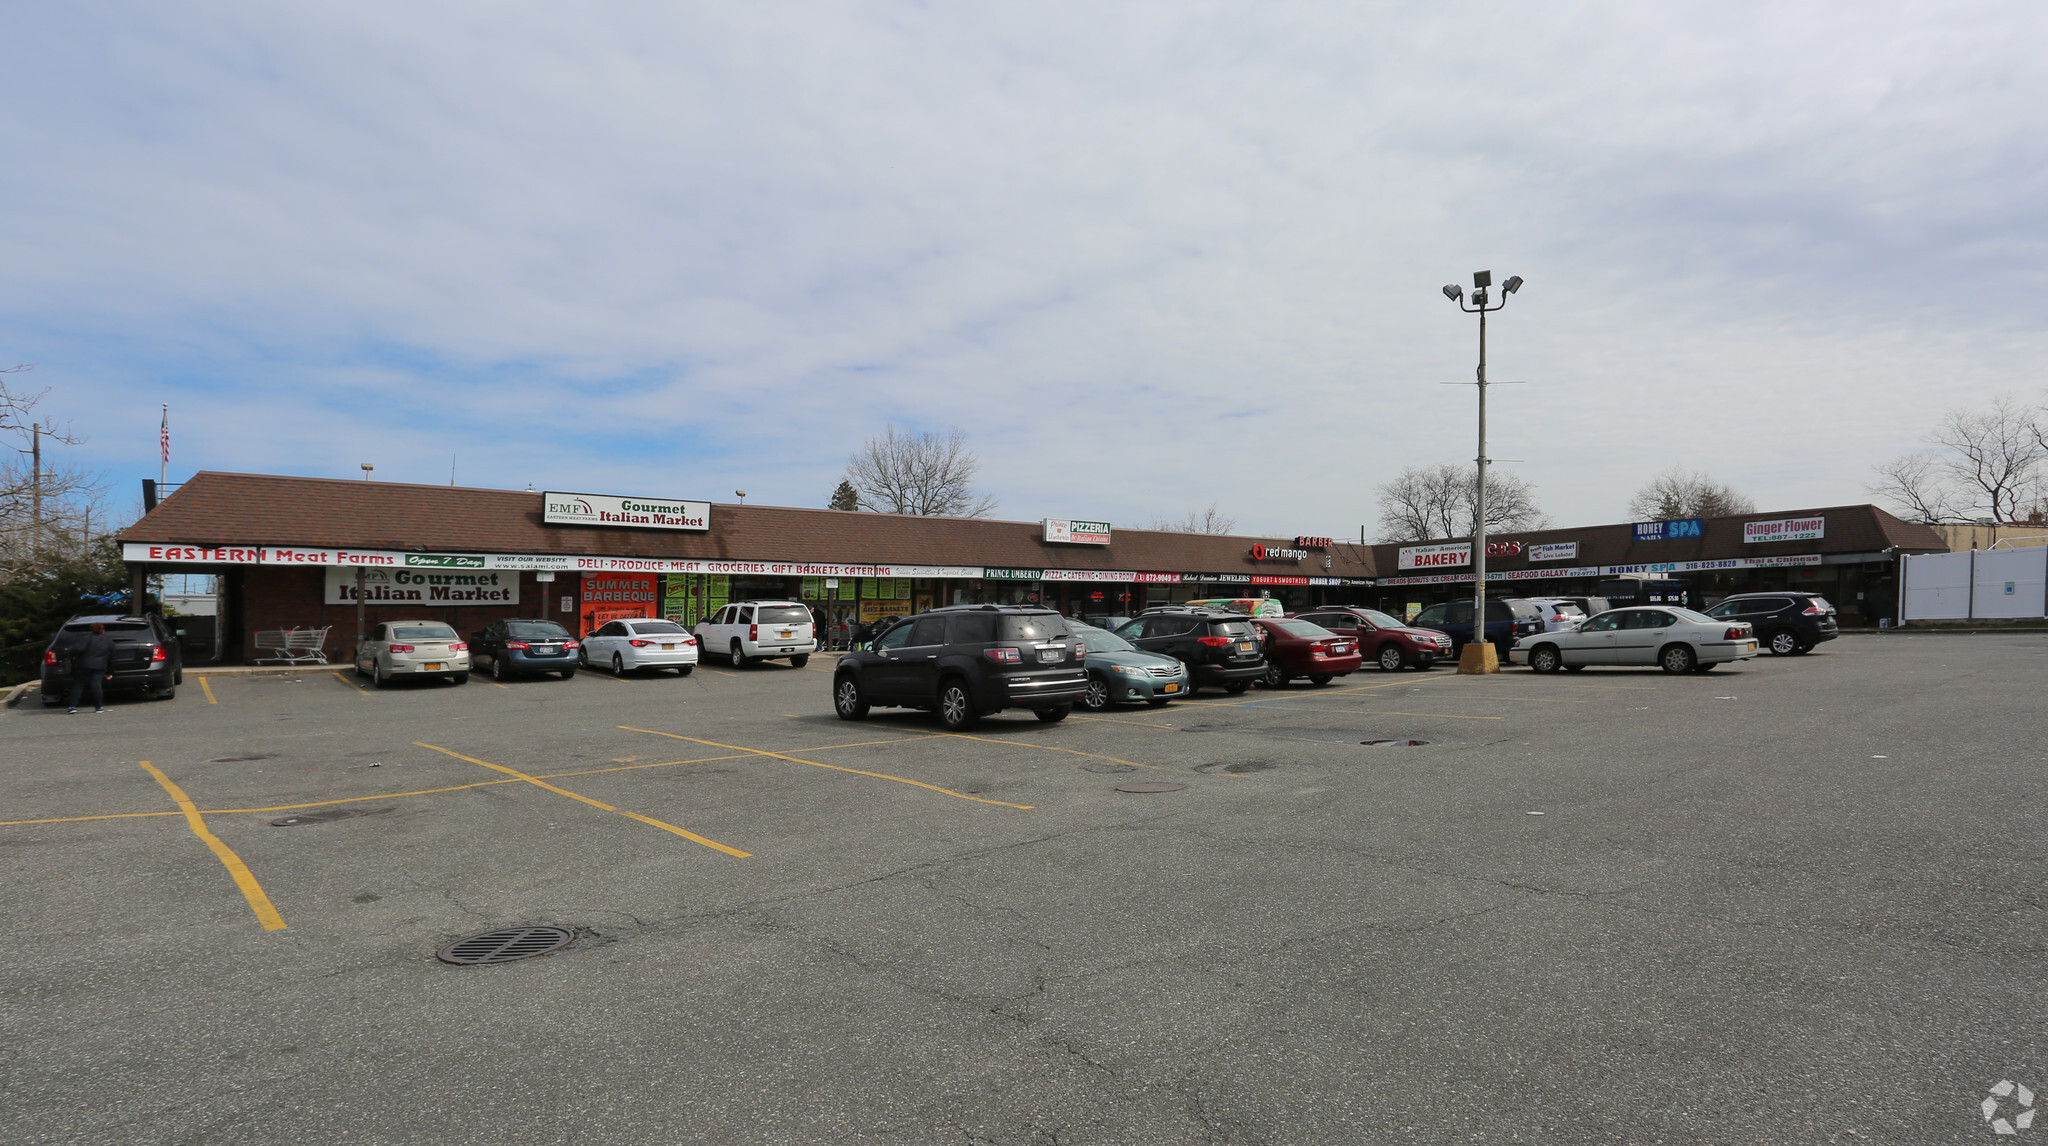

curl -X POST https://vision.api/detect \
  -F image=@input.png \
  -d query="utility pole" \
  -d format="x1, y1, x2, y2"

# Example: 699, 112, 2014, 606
1441, 271, 1524, 674
29, 422, 41, 562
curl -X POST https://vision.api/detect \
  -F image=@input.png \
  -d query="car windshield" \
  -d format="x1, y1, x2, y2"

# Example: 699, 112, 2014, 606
392, 624, 457, 640
1080, 630, 1138, 654
1271, 620, 1330, 639
630, 621, 688, 635
1357, 610, 1405, 629
757, 606, 811, 624
1001, 614, 1070, 640
506, 622, 570, 638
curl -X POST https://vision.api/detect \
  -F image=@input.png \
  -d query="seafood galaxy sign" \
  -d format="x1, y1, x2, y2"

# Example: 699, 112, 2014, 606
543, 492, 711, 531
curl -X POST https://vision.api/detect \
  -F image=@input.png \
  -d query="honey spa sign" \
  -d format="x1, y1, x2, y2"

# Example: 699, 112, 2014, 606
543, 491, 711, 531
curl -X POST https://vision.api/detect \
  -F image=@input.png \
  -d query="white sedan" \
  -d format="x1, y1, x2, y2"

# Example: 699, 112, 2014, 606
1509, 607, 1758, 674
579, 617, 700, 675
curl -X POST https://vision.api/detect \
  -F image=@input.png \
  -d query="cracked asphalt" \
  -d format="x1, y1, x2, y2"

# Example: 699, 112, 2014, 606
3, 633, 2044, 1144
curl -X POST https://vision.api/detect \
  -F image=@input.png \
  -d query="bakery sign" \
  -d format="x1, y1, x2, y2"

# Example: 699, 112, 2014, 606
1398, 542, 1471, 570
1044, 518, 1113, 545
543, 491, 710, 532
1743, 516, 1826, 544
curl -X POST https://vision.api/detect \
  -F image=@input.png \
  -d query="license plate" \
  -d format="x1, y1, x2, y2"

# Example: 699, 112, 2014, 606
1748, 641, 1756, 650
779, 630, 794, 638
661, 643, 675, 650
424, 662, 444, 671
1038, 648, 1062, 663
1162, 683, 1180, 693
1239, 642, 1255, 652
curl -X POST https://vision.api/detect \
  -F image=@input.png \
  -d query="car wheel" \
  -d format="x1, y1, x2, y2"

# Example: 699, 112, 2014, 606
1660, 644, 1697, 674
1261, 662, 1289, 689
790, 654, 810, 668
577, 647, 590, 668
560, 668, 577, 679
1034, 705, 1071, 723
675, 665, 693, 677
937, 680, 979, 730
1377, 644, 1404, 672
1224, 680, 1251, 695
1080, 675, 1111, 711
492, 656, 508, 681
1767, 630, 1799, 656
450, 672, 468, 685
372, 661, 388, 688
834, 675, 869, 720
613, 652, 631, 675
731, 640, 751, 668
1528, 645, 1562, 674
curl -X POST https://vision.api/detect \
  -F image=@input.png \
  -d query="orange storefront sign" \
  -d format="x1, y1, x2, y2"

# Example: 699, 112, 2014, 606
577, 573, 659, 636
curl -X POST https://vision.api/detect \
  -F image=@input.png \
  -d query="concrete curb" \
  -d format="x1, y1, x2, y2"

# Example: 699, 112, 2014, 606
3, 680, 37, 708
185, 664, 346, 677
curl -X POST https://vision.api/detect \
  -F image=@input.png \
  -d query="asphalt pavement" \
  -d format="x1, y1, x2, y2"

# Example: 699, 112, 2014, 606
3, 634, 2043, 1144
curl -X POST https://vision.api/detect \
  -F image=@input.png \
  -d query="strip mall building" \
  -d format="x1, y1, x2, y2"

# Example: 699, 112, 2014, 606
119, 472, 1946, 662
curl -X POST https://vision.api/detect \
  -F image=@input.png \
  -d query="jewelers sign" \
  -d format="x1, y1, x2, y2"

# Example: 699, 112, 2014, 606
1743, 516, 1826, 544
543, 491, 710, 531
324, 566, 518, 606
1398, 542, 1471, 571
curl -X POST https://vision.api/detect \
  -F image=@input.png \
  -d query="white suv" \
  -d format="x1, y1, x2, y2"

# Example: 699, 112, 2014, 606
694, 601, 817, 668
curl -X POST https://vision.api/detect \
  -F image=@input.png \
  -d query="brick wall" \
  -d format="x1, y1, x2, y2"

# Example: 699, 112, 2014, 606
233, 567, 572, 663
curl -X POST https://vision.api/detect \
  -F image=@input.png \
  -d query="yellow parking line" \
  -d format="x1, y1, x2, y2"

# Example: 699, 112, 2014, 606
139, 762, 287, 931
199, 678, 218, 705
0, 810, 182, 827
621, 727, 1034, 809
487, 679, 511, 690
413, 742, 750, 857
901, 727, 1188, 774
332, 671, 369, 695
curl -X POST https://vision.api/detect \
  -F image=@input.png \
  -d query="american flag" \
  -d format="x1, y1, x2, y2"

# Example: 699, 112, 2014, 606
159, 406, 169, 464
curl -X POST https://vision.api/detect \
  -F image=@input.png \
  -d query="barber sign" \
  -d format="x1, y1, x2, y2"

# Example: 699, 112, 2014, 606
1398, 542, 1471, 571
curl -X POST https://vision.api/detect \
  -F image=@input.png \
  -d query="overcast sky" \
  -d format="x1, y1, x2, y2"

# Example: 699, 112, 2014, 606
5, 2, 2044, 540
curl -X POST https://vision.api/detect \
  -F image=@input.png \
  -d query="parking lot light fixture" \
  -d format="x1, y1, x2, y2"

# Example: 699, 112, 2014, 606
1444, 269, 1523, 675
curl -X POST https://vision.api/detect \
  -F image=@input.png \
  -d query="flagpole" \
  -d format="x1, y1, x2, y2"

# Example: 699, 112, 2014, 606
159, 403, 168, 489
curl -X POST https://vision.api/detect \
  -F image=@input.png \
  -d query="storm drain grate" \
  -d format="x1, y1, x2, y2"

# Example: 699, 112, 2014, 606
270, 810, 366, 827
1362, 739, 1431, 747
1115, 782, 1186, 794
437, 926, 576, 966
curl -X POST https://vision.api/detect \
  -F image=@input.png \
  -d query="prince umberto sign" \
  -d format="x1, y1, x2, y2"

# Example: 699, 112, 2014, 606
543, 492, 711, 532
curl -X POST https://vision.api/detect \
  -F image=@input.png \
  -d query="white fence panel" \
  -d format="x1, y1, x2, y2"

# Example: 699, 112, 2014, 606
1972, 547, 2048, 619
1901, 551, 1973, 620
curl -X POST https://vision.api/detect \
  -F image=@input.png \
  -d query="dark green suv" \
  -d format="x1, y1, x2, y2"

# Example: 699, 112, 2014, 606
1111, 608, 1265, 695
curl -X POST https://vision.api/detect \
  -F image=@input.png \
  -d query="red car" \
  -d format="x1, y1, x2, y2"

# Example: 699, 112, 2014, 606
1289, 607, 1454, 672
1248, 617, 1363, 688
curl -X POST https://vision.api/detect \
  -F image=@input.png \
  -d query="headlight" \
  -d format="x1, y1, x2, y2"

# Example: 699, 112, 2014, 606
1111, 665, 1148, 676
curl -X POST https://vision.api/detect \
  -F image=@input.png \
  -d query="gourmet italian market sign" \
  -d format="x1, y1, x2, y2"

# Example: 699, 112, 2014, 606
323, 566, 518, 606
543, 491, 710, 531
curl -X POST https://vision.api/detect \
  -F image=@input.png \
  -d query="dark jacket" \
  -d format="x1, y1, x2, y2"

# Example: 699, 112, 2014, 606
64, 633, 117, 672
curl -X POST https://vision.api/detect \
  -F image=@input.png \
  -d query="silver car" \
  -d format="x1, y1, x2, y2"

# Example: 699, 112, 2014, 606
1509, 606, 1758, 674
355, 620, 470, 686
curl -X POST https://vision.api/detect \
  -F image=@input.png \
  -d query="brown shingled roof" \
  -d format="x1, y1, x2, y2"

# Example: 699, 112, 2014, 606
122, 472, 1380, 578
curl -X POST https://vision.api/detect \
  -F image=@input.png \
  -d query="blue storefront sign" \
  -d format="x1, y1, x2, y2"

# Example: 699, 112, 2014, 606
1633, 518, 1704, 542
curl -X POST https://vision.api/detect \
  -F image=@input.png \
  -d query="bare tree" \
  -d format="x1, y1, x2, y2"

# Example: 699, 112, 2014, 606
1867, 393, 2045, 523
1146, 502, 1236, 534
0, 370, 107, 580
842, 424, 997, 517
1374, 463, 1550, 543
1625, 467, 1758, 521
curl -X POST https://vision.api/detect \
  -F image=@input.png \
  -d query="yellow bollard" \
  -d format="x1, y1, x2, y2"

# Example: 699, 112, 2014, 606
1456, 642, 1500, 675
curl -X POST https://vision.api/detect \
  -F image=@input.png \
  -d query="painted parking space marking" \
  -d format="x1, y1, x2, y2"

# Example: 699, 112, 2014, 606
139, 761, 287, 931
622, 726, 1035, 809
199, 678, 218, 705
332, 671, 369, 696
413, 742, 750, 857
902, 727, 1203, 774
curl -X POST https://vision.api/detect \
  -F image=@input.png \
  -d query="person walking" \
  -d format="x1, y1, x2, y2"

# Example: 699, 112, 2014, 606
63, 622, 116, 715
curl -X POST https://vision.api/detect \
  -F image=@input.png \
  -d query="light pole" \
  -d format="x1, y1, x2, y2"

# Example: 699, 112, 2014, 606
1441, 270, 1523, 673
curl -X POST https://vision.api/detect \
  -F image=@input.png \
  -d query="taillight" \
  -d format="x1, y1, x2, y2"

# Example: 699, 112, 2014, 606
43, 650, 56, 665
1196, 635, 1232, 647
750, 624, 758, 640
983, 647, 1022, 663
1802, 604, 1825, 615
1724, 627, 1747, 640
150, 645, 167, 662
682, 635, 696, 645
450, 642, 467, 652
389, 644, 415, 653
1075, 645, 1086, 658
505, 641, 530, 650
629, 639, 653, 648
564, 640, 579, 650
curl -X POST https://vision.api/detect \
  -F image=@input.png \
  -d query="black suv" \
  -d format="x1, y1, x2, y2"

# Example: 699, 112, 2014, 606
1110, 607, 1265, 694
1703, 591, 1838, 655
1405, 598, 1544, 657
833, 606, 1087, 730
468, 618, 580, 680
41, 613, 183, 706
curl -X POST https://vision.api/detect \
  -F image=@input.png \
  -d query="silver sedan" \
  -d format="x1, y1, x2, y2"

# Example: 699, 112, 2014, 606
1509, 607, 1758, 674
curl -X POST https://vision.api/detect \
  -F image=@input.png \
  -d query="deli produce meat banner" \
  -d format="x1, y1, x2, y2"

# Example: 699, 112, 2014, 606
324, 566, 518, 607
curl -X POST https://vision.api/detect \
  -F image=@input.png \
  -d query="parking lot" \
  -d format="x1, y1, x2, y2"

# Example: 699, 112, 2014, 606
5, 633, 2046, 1144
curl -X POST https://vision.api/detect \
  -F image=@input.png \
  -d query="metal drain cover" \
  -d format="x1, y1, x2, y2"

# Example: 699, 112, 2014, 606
1115, 782, 1186, 793
1362, 739, 1430, 747
437, 926, 576, 965
270, 809, 366, 827
1197, 761, 1275, 774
